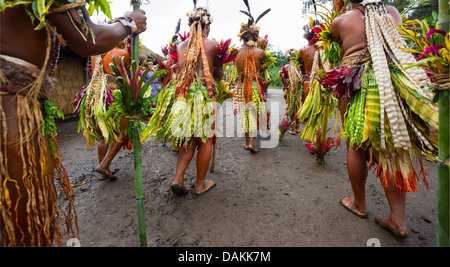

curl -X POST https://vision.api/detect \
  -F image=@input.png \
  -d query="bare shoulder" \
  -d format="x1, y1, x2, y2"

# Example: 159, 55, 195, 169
207, 38, 220, 50
330, 13, 346, 36
256, 47, 265, 57
209, 38, 219, 46
177, 39, 189, 50
331, 12, 347, 27
331, 14, 345, 42
385, 5, 402, 26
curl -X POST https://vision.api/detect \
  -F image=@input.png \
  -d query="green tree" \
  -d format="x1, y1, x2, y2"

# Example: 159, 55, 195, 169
266, 48, 288, 88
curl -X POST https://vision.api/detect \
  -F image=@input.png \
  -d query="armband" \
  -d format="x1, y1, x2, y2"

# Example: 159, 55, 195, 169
114, 16, 137, 38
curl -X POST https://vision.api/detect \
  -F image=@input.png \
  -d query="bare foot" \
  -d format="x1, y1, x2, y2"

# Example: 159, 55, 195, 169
195, 180, 216, 196
248, 145, 258, 153
340, 196, 367, 218
375, 217, 408, 239
95, 167, 118, 181
170, 183, 189, 195
98, 168, 118, 180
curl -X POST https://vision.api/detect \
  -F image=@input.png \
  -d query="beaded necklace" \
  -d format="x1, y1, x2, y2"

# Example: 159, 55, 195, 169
50, 30, 61, 74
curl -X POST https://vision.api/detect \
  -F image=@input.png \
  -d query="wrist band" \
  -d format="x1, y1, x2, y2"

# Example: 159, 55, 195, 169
114, 16, 137, 38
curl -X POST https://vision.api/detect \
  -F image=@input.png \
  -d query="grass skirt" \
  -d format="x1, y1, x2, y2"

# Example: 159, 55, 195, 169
344, 62, 438, 193
297, 79, 338, 142
236, 82, 267, 134
147, 78, 217, 147
287, 85, 303, 121
0, 93, 78, 246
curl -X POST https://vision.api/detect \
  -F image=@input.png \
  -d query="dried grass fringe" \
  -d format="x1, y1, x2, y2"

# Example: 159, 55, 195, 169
0, 26, 78, 246
0, 93, 78, 246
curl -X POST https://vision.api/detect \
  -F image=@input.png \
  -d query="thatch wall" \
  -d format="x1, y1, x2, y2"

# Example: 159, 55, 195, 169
50, 52, 87, 116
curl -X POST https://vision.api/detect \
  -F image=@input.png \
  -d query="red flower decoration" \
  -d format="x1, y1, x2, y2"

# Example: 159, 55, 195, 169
217, 39, 238, 65
305, 130, 340, 164
317, 66, 362, 100
418, 45, 444, 60
425, 29, 447, 42
178, 31, 190, 42
161, 45, 169, 56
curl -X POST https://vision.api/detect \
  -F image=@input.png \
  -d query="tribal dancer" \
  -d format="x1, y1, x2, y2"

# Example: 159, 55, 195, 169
296, 18, 338, 165
329, 0, 438, 238
298, 23, 320, 107
160, 19, 184, 152
73, 44, 132, 181
148, 3, 232, 196
0, 1, 147, 246
160, 19, 183, 90
234, 0, 271, 153
283, 49, 302, 135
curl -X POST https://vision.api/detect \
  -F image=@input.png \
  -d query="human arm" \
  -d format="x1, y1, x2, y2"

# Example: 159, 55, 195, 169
47, 7, 147, 57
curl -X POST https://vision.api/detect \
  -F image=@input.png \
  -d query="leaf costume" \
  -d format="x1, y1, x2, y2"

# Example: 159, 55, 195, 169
73, 53, 124, 148
297, 49, 338, 142
235, 48, 267, 134
147, 7, 234, 147
326, 0, 439, 193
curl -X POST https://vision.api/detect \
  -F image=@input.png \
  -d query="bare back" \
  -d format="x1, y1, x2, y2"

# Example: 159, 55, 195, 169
176, 37, 220, 79
331, 4, 402, 57
299, 43, 317, 76
0, 7, 49, 68
235, 45, 265, 77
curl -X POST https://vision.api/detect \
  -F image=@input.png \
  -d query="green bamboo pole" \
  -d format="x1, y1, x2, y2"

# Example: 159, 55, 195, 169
437, 0, 449, 247
437, 90, 449, 247
131, 0, 147, 247
132, 125, 147, 247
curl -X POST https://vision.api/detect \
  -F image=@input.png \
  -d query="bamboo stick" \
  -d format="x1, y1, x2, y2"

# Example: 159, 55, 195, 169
130, 0, 147, 247
437, 90, 449, 247
437, 0, 449, 248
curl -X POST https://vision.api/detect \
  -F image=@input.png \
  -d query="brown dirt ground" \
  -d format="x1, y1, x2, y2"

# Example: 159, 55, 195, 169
56, 89, 438, 247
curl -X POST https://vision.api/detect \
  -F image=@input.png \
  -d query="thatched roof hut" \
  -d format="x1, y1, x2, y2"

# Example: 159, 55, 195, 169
50, 45, 162, 117
140, 45, 163, 64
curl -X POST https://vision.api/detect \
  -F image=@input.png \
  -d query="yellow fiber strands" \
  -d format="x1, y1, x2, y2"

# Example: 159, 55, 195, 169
238, 83, 266, 134
0, 93, 78, 246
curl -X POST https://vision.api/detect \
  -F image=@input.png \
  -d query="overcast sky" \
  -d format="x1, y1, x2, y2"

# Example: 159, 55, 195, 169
93, 0, 317, 56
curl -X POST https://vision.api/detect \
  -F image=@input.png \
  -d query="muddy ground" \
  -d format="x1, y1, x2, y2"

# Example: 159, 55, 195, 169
56, 89, 438, 247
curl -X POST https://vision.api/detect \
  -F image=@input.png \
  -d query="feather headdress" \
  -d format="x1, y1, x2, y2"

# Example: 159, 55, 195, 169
171, 18, 181, 43
239, 0, 271, 26
238, 0, 271, 42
